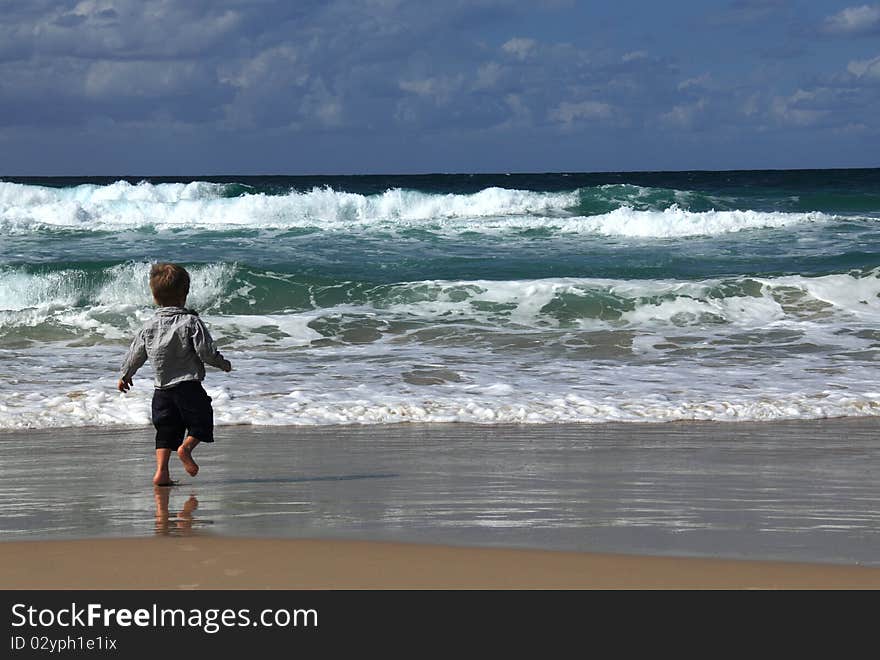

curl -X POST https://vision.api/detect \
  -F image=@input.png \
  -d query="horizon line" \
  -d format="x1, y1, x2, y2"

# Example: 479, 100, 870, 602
3, 165, 880, 179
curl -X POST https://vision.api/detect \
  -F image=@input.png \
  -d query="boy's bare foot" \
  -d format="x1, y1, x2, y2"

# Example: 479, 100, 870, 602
177, 443, 199, 477
153, 470, 176, 487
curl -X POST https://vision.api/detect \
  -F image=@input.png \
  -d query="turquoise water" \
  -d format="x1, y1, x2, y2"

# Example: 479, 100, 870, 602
1, 169, 879, 428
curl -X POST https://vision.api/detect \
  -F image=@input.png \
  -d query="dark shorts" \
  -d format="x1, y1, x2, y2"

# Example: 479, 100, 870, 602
151, 380, 215, 450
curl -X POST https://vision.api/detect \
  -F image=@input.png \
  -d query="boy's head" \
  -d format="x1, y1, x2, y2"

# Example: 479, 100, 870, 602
149, 263, 190, 307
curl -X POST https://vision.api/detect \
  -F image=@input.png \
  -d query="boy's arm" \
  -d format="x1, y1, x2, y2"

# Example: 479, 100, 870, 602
118, 330, 147, 391
192, 318, 232, 372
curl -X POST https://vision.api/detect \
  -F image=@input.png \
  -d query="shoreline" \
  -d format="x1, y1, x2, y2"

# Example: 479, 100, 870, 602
4, 536, 880, 590
3, 412, 879, 435
2, 416, 880, 588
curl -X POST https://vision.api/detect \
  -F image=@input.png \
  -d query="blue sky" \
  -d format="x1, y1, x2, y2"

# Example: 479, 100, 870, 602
1, 0, 879, 174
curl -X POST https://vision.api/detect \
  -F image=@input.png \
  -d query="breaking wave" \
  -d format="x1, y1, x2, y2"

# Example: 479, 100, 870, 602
0, 180, 847, 237
3, 262, 879, 345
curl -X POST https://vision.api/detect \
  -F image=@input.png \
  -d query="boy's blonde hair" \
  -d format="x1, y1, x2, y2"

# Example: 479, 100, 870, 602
150, 263, 190, 306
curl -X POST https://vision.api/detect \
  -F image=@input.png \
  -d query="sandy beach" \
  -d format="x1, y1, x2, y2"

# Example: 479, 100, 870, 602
2, 417, 879, 589
4, 536, 880, 590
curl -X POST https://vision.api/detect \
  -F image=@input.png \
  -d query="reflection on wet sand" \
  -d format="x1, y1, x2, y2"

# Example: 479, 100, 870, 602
3, 419, 880, 565
153, 487, 200, 536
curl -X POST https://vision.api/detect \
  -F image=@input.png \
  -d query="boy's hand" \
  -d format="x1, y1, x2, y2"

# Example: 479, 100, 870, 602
118, 376, 133, 393
222, 360, 232, 373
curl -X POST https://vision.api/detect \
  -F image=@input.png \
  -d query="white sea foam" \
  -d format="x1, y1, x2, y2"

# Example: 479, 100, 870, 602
220, 314, 322, 346
554, 206, 830, 237
3, 261, 879, 429
355, 271, 880, 331
0, 269, 83, 311
0, 181, 841, 237
756, 272, 880, 320
0, 180, 225, 206
0, 262, 236, 316
3, 266, 880, 343
1, 343, 879, 429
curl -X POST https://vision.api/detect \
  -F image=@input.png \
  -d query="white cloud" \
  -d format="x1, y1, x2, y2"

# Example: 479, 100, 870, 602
399, 75, 464, 104
474, 62, 503, 89
833, 122, 868, 134
661, 98, 707, 128
36, 1, 242, 59
847, 54, 880, 79
216, 46, 309, 130
501, 37, 537, 61
770, 92, 828, 127
677, 73, 711, 92
621, 51, 648, 63
548, 100, 612, 124
299, 78, 344, 127
219, 46, 302, 90
84, 60, 207, 98
742, 93, 760, 117
823, 4, 880, 35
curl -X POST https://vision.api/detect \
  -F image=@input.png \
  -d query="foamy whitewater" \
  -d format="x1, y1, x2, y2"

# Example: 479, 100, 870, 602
1, 170, 879, 429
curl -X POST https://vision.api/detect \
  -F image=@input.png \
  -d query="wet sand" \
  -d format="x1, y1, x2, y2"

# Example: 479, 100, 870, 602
2, 418, 880, 588
4, 536, 880, 589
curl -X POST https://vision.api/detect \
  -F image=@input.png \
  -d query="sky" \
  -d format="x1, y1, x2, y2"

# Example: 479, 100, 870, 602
1, 0, 879, 175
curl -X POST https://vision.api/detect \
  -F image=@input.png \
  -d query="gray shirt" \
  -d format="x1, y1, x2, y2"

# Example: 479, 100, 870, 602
120, 307, 231, 389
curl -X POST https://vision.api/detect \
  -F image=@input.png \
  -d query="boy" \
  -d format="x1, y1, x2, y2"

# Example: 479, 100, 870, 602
118, 263, 232, 486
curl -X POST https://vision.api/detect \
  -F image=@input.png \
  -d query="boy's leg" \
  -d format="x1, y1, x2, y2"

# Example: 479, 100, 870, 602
175, 382, 215, 478
152, 387, 185, 484
153, 448, 174, 486
177, 436, 200, 477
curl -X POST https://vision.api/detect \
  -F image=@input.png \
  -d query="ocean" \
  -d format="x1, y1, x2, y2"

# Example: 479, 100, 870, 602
1, 169, 879, 430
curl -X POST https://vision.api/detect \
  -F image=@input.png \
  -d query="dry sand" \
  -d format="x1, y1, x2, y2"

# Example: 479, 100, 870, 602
3, 536, 880, 590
